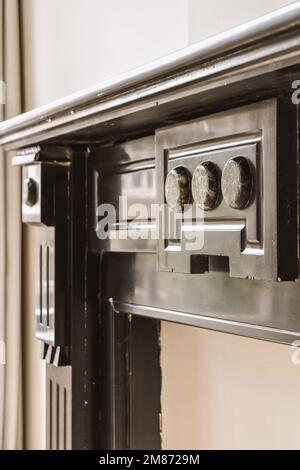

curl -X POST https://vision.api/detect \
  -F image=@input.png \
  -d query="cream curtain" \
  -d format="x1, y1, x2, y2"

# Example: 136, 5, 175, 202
0, 0, 22, 449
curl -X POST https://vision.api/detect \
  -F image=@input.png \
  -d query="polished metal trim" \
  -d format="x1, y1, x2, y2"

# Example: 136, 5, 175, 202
113, 301, 300, 345
168, 132, 262, 160
1, 4, 300, 149
105, 161, 155, 176
12, 146, 41, 165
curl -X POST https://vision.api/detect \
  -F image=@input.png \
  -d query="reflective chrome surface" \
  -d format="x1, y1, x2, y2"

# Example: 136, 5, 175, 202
2, 5, 300, 149
192, 161, 220, 210
156, 100, 296, 281
36, 227, 55, 345
103, 252, 300, 345
165, 166, 191, 212
86, 97, 299, 343
221, 157, 252, 209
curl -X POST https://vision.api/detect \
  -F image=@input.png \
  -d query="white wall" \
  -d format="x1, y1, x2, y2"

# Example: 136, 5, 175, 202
21, 0, 298, 450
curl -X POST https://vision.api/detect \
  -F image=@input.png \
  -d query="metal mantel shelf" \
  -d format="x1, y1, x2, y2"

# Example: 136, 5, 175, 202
113, 301, 300, 345
2, 3, 300, 149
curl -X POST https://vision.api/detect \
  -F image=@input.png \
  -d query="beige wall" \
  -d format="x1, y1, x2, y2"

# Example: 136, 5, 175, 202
161, 325, 300, 449
21, 0, 297, 450
22, 0, 188, 108
188, 0, 293, 42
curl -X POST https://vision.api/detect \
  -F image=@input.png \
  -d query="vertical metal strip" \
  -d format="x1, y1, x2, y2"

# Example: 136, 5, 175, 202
39, 245, 42, 324
59, 383, 65, 450
49, 379, 52, 450
52, 374, 57, 450
63, 387, 67, 450
42, 245, 47, 327
66, 377, 72, 450
110, 307, 116, 449
56, 383, 60, 450
46, 245, 50, 327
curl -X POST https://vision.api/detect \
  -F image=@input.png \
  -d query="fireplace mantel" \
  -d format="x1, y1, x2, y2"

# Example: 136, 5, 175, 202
2, 4, 300, 450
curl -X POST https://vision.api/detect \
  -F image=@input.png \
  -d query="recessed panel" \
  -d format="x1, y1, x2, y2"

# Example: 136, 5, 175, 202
156, 99, 297, 281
